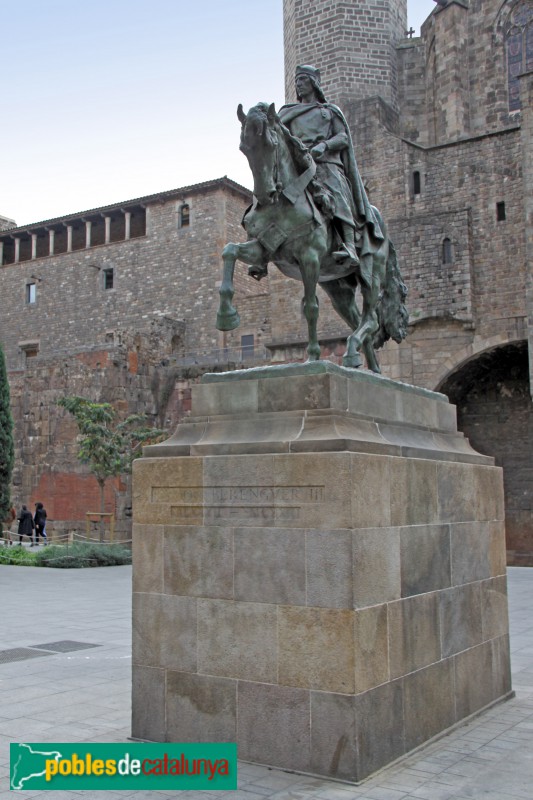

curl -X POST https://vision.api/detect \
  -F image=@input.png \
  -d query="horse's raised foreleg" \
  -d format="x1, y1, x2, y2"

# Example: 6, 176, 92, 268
300, 253, 322, 361
216, 240, 265, 331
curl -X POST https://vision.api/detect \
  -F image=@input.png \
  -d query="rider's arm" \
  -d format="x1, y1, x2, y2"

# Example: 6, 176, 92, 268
323, 114, 349, 152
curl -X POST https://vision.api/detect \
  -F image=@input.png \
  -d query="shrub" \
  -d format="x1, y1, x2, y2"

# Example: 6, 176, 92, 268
35, 542, 132, 569
0, 546, 38, 566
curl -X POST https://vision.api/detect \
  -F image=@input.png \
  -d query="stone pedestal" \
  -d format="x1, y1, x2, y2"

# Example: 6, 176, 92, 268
132, 362, 511, 783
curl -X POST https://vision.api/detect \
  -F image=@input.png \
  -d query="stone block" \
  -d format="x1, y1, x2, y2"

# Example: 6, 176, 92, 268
131, 666, 165, 742
489, 521, 507, 576
306, 529, 353, 608
403, 661, 455, 751
132, 593, 197, 672
491, 635, 512, 699
481, 576, 509, 640
354, 604, 389, 693
353, 527, 401, 607
163, 525, 233, 599
349, 453, 392, 529
273, 453, 353, 529
347, 374, 398, 420
437, 463, 504, 524
450, 521, 491, 585
197, 599, 277, 682
454, 641, 495, 719
310, 676, 406, 783
237, 682, 310, 772
278, 606, 355, 693
192, 379, 258, 417
258, 372, 337, 412
440, 583, 483, 657
132, 456, 204, 526
132, 524, 163, 594
166, 672, 236, 742
389, 593, 441, 678
353, 680, 405, 779
234, 527, 306, 605
390, 458, 439, 526
310, 692, 357, 781
397, 388, 440, 429
400, 524, 451, 596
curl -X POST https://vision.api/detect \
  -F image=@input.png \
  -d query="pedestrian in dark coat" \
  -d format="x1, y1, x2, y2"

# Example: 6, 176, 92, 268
34, 502, 47, 545
17, 505, 34, 546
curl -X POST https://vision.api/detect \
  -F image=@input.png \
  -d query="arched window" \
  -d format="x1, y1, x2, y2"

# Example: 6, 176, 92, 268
442, 238, 453, 265
179, 204, 190, 228
505, 2, 533, 112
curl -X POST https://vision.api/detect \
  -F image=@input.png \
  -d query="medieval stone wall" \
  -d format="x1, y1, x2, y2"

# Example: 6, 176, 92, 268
283, 0, 407, 110
0, 182, 252, 371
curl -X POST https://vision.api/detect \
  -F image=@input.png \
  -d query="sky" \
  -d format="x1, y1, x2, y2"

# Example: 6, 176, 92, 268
1, 1, 436, 227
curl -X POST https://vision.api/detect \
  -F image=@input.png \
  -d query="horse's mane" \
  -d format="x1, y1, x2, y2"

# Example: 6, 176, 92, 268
276, 118, 312, 174
250, 102, 312, 174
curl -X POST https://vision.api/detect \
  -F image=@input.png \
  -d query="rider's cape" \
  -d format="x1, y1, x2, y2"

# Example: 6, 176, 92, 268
279, 101, 385, 252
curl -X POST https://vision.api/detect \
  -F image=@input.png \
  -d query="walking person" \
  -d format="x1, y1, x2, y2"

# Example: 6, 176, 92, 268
2, 506, 16, 546
17, 505, 35, 546
34, 502, 47, 545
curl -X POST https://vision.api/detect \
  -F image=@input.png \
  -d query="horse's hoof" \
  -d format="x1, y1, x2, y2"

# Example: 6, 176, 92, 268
342, 352, 363, 369
216, 309, 241, 331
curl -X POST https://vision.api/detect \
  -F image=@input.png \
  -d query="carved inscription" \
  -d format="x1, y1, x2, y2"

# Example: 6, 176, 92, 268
153, 486, 324, 504
153, 485, 325, 525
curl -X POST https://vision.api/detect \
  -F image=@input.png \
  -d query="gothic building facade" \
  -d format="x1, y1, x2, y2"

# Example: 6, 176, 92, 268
1, 0, 531, 561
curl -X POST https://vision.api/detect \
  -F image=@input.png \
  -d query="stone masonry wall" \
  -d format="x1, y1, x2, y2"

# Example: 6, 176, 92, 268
0, 184, 252, 371
283, 0, 407, 110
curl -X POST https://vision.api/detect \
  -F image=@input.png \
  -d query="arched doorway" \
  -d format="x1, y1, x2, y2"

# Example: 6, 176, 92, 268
439, 341, 533, 566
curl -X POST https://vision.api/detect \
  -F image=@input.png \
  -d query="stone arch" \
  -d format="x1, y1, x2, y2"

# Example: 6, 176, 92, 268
433, 331, 524, 392
438, 339, 533, 566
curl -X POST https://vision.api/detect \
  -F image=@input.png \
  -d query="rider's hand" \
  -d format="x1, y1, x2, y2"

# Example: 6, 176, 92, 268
311, 142, 327, 159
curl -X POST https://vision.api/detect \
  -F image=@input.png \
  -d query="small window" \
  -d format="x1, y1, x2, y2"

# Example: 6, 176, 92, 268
26, 283, 36, 304
496, 201, 506, 221
442, 238, 453, 265
413, 171, 421, 195
180, 204, 190, 228
241, 334, 254, 360
103, 268, 114, 289
19, 341, 39, 360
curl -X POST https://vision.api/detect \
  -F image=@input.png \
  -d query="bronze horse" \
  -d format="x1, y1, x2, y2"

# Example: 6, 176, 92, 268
216, 102, 408, 372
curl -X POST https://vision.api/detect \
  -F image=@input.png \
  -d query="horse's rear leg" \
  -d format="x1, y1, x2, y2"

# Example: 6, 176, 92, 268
321, 278, 378, 370
217, 240, 265, 331
345, 274, 381, 372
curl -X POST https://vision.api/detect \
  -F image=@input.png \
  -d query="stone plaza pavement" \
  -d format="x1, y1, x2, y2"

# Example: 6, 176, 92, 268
0, 564, 532, 800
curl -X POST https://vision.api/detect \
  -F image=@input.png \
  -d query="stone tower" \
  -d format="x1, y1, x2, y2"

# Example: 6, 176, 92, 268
283, 0, 407, 109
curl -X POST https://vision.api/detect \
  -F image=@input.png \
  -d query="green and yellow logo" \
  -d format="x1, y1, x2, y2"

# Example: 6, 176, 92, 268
10, 742, 237, 791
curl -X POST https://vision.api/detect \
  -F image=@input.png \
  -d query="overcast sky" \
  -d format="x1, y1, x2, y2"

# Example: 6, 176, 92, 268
2, 1, 436, 227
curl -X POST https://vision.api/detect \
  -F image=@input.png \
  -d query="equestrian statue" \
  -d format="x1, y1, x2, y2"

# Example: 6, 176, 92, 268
216, 65, 408, 372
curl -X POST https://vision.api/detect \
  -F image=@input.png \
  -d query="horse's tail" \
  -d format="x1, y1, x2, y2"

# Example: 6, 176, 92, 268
373, 240, 409, 350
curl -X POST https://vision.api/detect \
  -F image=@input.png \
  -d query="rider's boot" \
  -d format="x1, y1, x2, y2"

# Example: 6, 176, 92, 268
333, 223, 359, 266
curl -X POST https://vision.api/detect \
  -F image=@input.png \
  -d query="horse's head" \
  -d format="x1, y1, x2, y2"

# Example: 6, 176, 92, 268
238, 102, 281, 205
